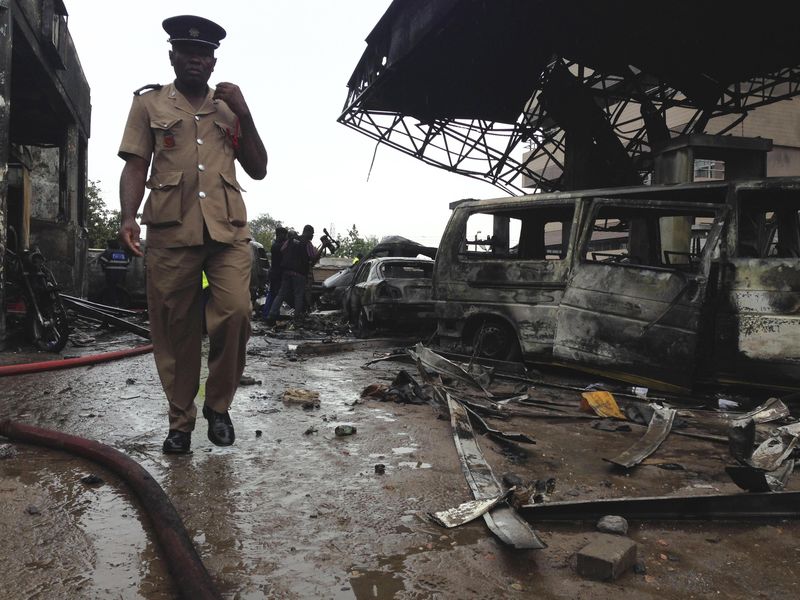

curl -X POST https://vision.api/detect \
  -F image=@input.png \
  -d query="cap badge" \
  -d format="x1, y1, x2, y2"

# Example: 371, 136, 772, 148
188, 27, 200, 38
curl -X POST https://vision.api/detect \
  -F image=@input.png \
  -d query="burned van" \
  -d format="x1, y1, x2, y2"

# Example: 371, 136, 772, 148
433, 178, 800, 392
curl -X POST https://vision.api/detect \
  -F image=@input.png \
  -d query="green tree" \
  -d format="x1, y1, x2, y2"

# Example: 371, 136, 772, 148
86, 180, 121, 248
249, 213, 284, 249
334, 224, 379, 259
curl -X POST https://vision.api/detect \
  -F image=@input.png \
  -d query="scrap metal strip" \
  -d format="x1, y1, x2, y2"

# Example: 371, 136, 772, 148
522, 491, 800, 521
734, 397, 790, 424
446, 393, 545, 549
62, 296, 150, 339
295, 338, 416, 356
429, 491, 512, 528
462, 403, 536, 445
415, 344, 494, 397
604, 405, 676, 469
60, 294, 142, 316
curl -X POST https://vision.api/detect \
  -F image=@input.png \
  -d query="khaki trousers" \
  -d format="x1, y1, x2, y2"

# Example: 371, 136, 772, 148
146, 240, 252, 432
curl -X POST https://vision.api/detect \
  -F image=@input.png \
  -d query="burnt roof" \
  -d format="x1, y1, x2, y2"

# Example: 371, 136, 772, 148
347, 0, 800, 123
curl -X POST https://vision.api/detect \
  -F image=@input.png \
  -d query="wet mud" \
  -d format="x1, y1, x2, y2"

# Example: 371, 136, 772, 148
1, 324, 800, 598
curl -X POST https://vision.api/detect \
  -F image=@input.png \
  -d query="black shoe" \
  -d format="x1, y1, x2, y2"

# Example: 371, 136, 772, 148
162, 430, 191, 454
202, 404, 235, 446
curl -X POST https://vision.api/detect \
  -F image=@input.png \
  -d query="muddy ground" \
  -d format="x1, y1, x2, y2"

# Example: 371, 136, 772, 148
1, 320, 799, 599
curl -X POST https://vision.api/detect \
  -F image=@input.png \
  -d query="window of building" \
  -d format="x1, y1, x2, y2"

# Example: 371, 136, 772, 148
41, 0, 69, 69
694, 159, 725, 181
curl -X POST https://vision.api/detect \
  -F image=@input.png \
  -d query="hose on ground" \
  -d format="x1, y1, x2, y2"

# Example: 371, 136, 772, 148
0, 420, 222, 600
0, 345, 153, 377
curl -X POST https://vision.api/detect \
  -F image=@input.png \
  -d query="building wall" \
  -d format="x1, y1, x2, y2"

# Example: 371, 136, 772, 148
767, 146, 800, 177
28, 146, 60, 219
0, 1, 91, 346
0, 6, 12, 339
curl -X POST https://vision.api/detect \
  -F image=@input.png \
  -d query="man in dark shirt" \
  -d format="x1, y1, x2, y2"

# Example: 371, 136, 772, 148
261, 226, 288, 318
99, 239, 131, 307
265, 224, 319, 324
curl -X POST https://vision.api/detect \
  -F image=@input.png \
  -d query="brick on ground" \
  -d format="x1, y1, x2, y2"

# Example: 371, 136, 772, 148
577, 533, 637, 581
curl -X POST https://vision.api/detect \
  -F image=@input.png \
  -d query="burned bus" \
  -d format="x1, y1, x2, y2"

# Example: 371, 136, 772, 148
433, 178, 800, 393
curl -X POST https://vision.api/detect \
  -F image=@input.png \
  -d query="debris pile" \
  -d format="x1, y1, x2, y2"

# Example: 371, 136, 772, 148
358, 343, 800, 582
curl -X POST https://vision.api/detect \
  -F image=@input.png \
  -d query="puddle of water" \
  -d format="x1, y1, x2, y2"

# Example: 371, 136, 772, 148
1, 456, 173, 599
349, 567, 406, 599
397, 461, 432, 469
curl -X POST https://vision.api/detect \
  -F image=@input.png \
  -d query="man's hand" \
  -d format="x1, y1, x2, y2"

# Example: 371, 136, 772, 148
120, 217, 143, 257
213, 82, 250, 118
214, 82, 269, 180
119, 156, 148, 257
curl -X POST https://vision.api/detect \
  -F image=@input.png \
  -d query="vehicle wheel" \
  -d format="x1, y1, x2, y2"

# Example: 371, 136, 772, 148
27, 298, 70, 352
471, 318, 520, 361
354, 309, 373, 339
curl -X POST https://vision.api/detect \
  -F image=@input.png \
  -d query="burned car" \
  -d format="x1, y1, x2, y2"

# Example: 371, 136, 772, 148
318, 236, 437, 308
434, 177, 800, 393
343, 257, 436, 336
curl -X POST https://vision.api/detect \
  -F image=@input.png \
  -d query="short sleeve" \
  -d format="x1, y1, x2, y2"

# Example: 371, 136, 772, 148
118, 96, 153, 161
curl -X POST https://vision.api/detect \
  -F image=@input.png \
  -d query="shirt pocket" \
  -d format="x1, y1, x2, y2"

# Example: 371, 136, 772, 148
214, 120, 236, 155
150, 118, 182, 151
142, 171, 184, 227
220, 171, 247, 227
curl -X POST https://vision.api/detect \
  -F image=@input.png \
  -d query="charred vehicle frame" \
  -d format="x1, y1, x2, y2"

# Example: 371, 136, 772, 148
319, 236, 437, 309
343, 256, 436, 337
433, 177, 800, 393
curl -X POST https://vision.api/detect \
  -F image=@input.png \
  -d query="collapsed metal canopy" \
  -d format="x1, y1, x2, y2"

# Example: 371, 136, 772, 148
339, 0, 800, 193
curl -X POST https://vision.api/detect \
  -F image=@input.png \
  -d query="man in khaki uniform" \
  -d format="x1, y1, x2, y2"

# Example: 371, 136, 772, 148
117, 15, 268, 453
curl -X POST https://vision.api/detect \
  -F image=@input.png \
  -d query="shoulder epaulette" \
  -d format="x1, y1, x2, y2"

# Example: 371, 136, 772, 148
133, 84, 163, 96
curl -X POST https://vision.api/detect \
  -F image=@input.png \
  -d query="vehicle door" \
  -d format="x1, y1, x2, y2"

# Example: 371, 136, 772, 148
553, 198, 727, 392
714, 183, 800, 388
346, 260, 373, 320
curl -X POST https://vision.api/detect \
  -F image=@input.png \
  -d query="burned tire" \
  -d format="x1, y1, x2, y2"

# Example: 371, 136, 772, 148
471, 318, 520, 361
27, 299, 70, 353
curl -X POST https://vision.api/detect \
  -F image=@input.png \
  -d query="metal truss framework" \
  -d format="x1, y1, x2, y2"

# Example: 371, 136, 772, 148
339, 59, 800, 195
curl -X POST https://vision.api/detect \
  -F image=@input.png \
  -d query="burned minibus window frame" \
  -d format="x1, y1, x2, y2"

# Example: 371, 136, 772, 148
737, 190, 800, 259
579, 200, 722, 273
460, 203, 576, 261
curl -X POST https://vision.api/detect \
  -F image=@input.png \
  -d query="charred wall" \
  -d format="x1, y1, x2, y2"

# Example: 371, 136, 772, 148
0, 0, 91, 346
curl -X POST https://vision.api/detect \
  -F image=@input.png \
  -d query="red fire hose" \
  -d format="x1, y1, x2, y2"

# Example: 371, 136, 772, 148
0, 420, 222, 600
0, 345, 153, 377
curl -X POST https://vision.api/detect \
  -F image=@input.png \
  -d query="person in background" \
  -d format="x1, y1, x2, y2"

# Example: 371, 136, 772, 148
99, 239, 131, 307
264, 225, 319, 325
261, 226, 288, 318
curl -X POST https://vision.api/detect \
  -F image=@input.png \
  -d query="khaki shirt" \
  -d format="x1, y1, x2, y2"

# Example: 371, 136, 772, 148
118, 82, 251, 248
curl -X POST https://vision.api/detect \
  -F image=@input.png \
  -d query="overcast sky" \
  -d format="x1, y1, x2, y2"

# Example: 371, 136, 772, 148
66, 0, 504, 247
